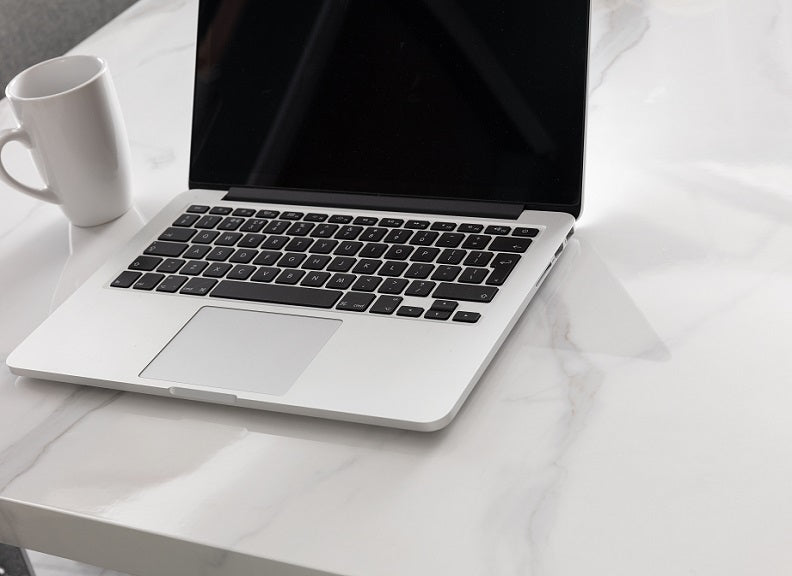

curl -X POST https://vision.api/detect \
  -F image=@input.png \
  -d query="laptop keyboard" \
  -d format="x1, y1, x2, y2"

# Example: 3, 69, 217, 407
110, 205, 539, 323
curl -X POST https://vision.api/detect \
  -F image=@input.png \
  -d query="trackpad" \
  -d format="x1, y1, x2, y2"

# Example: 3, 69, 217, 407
141, 307, 341, 396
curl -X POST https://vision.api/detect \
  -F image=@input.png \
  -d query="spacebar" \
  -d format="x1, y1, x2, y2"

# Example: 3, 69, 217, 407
210, 280, 343, 309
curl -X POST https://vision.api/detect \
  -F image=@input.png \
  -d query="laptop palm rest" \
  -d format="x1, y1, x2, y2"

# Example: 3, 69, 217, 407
141, 307, 341, 396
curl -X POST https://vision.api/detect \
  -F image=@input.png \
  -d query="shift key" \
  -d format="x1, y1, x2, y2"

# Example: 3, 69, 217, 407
432, 283, 498, 303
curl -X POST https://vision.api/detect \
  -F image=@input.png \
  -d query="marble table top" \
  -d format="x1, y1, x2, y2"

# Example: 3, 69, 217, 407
2, 0, 791, 574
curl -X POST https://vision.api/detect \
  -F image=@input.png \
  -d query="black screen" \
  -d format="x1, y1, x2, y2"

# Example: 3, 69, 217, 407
190, 0, 589, 215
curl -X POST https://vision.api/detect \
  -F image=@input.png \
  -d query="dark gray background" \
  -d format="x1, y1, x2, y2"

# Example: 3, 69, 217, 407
0, 0, 137, 90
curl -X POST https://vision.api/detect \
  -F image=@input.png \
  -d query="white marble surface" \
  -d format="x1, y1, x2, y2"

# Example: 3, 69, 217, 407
1, 0, 792, 575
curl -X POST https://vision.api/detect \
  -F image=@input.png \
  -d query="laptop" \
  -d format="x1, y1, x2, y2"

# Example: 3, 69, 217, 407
7, 0, 590, 431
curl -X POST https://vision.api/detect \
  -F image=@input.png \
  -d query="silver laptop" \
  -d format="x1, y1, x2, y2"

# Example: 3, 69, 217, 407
7, 0, 590, 431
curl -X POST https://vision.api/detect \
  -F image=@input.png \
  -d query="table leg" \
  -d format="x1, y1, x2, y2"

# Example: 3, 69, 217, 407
0, 544, 35, 576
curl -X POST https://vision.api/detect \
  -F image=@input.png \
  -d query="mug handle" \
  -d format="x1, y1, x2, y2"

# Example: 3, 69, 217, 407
0, 127, 60, 204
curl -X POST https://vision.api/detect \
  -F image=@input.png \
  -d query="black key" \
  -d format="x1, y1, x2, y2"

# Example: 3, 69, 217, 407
458, 223, 484, 233
209, 206, 232, 215
378, 261, 408, 276
276, 268, 306, 285
359, 243, 387, 258
433, 283, 498, 302
215, 232, 242, 246
180, 277, 217, 295
278, 252, 307, 268
327, 273, 355, 289
370, 296, 402, 315
458, 267, 488, 284
397, 306, 424, 318
251, 266, 279, 282
286, 221, 315, 236
193, 230, 219, 244
301, 271, 331, 287
431, 265, 461, 281
379, 218, 404, 227
384, 244, 413, 260
256, 209, 280, 218
430, 300, 458, 312
453, 311, 481, 323
218, 217, 245, 231
173, 213, 199, 227
353, 216, 378, 226
513, 227, 540, 238
328, 214, 353, 224
232, 208, 256, 217
156, 275, 188, 293
184, 245, 211, 259
133, 273, 164, 290
203, 263, 232, 278
186, 204, 209, 213
437, 249, 466, 265
260, 235, 289, 250
327, 256, 356, 272
336, 292, 376, 312
227, 265, 256, 280
303, 255, 331, 270
484, 225, 511, 235
404, 263, 434, 279
181, 260, 208, 275
111, 270, 140, 288
240, 219, 267, 232
144, 242, 188, 257
464, 251, 493, 267
405, 220, 430, 229
229, 248, 257, 263
405, 280, 435, 297
211, 281, 342, 309
253, 250, 281, 266
489, 237, 532, 253
309, 239, 338, 254
352, 259, 381, 274
425, 309, 452, 320
304, 213, 328, 222
194, 215, 222, 229
430, 221, 456, 231
410, 247, 440, 262
284, 237, 313, 252
157, 258, 185, 273
335, 241, 363, 256
263, 220, 290, 234
383, 229, 412, 244
409, 231, 439, 246
461, 235, 492, 250
238, 233, 266, 248
129, 255, 162, 271
378, 278, 409, 294
351, 275, 382, 292
436, 233, 464, 248
486, 254, 521, 286
280, 211, 304, 220
206, 246, 234, 261
311, 223, 338, 238
360, 227, 387, 242
335, 225, 363, 240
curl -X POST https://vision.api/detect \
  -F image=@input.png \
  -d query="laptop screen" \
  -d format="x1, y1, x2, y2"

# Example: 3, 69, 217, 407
190, 0, 589, 216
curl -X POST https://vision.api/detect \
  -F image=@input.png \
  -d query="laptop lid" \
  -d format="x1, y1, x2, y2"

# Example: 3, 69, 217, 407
189, 0, 590, 217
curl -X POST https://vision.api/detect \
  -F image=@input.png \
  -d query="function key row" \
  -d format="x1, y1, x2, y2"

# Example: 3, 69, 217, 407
182, 205, 539, 237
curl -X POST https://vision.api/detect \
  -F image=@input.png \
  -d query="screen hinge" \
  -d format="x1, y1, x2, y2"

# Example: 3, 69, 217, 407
223, 187, 524, 220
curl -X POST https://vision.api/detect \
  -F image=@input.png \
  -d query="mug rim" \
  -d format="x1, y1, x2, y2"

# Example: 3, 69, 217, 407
6, 54, 108, 102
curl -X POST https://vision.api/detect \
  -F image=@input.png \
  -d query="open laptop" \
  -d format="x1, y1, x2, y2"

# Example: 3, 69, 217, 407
7, 0, 590, 431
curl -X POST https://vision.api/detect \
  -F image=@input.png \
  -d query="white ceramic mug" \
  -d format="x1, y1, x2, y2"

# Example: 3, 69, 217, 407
0, 55, 133, 227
